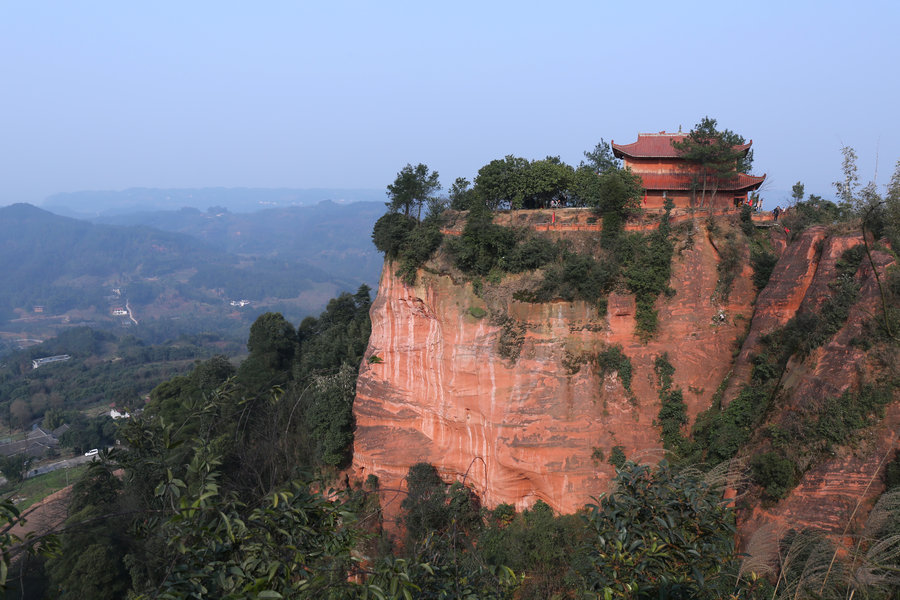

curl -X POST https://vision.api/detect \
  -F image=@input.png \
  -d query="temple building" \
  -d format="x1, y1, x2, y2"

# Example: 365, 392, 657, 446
611, 131, 766, 209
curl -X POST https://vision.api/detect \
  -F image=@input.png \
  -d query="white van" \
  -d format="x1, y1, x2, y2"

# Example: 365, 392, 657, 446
84, 448, 99, 457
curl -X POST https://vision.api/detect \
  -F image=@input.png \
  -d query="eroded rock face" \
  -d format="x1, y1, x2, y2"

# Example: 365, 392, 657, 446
731, 231, 899, 539
352, 218, 898, 538
352, 216, 756, 516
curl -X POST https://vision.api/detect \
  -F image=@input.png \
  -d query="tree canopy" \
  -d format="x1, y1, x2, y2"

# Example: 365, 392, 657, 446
672, 117, 754, 206
582, 138, 620, 174
386, 163, 441, 220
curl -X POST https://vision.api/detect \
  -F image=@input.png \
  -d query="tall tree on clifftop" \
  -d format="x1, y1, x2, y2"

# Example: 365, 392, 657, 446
386, 163, 441, 221
792, 181, 805, 204
582, 138, 620, 174
672, 117, 753, 208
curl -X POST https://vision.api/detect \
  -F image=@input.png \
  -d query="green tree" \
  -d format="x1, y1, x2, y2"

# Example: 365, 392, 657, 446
305, 364, 357, 467
139, 448, 410, 599
582, 138, 620, 174
372, 206, 443, 285
58, 415, 117, 454
672, 117, 753, 208
296, 286, 372, 377
577, 461, 740, 599
520, 156, 574, 209
0, 454, 30, 483
833, 145, 860, 210
236, 312, 298, 391
791, 180, 805, 204
607, 167, 643, 211
571, 164, 604, 207
402, 462, 454, 546
190, 354, 235, 390
47, 460, 130, 600
446, 206, 518, 276
386, 163, 441, 221
478, 501, 583, 600
474, 155, 530, 210
371, 211, 417, 259
449, 176, 477, 210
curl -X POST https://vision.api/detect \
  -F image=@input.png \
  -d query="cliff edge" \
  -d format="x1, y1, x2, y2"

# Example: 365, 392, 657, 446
352, 212, 898, 536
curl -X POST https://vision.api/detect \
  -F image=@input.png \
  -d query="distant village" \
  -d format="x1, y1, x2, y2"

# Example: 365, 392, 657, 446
0, 407, 130, 461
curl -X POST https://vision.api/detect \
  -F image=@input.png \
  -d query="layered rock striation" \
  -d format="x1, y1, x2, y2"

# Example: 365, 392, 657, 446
731, 229, 899, 537
353, 215, 756, 515
352, 215, 897, 536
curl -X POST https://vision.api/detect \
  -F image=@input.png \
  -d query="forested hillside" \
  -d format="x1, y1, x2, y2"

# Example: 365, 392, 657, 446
92, 200, 384, 285
0, 326, 240, 428
0, 204, 363, 337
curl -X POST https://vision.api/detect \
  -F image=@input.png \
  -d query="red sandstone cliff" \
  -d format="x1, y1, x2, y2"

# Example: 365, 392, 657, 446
728, 228, 899, 538
352, 215, 898, 535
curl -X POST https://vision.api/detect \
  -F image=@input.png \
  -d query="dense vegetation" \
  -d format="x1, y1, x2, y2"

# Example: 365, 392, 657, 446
1, 287, 375, 598
396, 459, 762, 600
0, 327, 239, 427
372, 149, 682, 340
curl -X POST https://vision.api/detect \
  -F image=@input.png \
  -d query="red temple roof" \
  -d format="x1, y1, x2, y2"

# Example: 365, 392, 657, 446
611, 131, 752, 159
638, 172, 767, 192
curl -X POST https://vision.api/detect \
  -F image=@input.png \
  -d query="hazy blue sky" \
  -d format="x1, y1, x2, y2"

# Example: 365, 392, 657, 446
2, 1, 898, 207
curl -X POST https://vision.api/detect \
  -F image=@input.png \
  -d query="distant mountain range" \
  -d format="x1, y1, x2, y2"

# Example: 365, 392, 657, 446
90, 200, 385, 284
41, 187, 385, 217
0, 200, 385, 341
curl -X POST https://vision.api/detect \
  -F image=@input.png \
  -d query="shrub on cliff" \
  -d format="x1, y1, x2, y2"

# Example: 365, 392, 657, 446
395, 219, 443, 284
653, 354, 689, 456
690, 384, 772, 465
622, 199, 676, 338
372, 212, 416, 258
750, 245, 778, 289
446, 206, 518, 276
713, 229, 742, 301
751, 451, 797, 501
780, 194, 851, 239
514, 251, 616, 309
596, 345, 633, 393
740, 203, 755, 236
504, 235, 558, 273
372, 212, 443, 285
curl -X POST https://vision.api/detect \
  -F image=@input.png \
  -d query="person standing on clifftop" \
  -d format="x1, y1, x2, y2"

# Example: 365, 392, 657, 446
773, 206, 781, 221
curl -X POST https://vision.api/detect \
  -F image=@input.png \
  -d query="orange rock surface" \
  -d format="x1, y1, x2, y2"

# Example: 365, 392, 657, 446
353, 215, 756, 518
352, 216, 898, 538
731, 230, 899, 539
